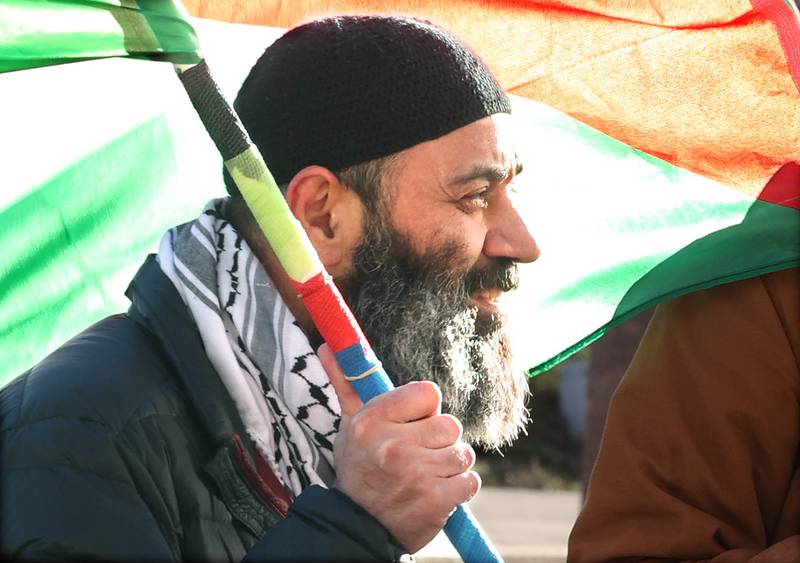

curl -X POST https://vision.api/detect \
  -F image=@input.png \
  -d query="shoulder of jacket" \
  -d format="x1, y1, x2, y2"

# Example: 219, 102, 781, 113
1, 313, 187, 437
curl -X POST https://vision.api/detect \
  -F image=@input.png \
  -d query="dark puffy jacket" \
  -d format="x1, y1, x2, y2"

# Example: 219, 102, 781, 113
1, 255, 407, 562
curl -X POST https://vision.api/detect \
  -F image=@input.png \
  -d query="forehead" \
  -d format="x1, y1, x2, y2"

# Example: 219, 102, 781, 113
390, 114, 518, 189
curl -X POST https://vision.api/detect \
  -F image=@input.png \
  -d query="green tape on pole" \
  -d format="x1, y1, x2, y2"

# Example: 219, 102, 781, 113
225, 148, 323, 283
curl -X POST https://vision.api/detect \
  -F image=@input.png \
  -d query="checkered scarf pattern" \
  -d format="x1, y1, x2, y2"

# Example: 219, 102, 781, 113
156, 198, 340, 496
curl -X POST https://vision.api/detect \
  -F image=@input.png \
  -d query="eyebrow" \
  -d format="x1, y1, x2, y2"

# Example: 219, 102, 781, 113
447, 157, 523, 187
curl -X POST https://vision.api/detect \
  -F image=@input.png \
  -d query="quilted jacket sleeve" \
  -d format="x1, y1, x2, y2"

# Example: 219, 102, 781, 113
1, 376, 176, 561
244, 485, 410, 562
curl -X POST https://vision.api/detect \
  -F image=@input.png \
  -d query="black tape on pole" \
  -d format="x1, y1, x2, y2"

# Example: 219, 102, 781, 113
178, 60, 250, 160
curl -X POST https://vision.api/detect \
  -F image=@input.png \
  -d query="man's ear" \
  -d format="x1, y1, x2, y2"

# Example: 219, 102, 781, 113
285, 166, 364, 277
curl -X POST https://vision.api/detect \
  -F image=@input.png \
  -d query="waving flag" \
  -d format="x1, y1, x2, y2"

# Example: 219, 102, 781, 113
1, 3, 502, 559
0, 2, 289, 383
1, 0, 798, 387
1, 1, 216, 382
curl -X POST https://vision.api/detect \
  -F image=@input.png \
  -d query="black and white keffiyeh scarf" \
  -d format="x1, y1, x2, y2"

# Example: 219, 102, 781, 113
157, 198, 340, 496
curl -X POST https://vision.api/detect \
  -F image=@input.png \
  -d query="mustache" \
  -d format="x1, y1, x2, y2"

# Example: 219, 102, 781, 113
464, 258, 519, 296
340, 213, 520, 308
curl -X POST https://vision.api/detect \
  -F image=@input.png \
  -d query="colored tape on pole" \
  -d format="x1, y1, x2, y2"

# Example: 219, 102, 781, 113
445, 506, 504, 562
291, 273, 363, 353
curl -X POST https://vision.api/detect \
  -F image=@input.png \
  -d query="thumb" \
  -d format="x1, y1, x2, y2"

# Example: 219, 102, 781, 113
318, 343, 363, 417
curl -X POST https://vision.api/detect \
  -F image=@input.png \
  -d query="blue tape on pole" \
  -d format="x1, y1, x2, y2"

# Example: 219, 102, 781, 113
335, 343, 392, 400
336, 341, 376, 377
333, 342, 504, 563
445, 506, 504, 562
351, 368, 393, 400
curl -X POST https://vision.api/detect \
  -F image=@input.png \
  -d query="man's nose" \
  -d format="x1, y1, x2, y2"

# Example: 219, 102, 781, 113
482, 194, 540, 263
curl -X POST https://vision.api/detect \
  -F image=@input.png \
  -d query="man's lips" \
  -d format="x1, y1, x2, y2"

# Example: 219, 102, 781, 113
470, 289, 505, 315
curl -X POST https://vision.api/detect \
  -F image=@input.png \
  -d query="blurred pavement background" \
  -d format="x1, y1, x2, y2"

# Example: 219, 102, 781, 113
417, 487, 580, 562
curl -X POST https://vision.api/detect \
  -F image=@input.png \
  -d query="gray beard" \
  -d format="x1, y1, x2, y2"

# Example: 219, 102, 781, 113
337, 215, 530, 449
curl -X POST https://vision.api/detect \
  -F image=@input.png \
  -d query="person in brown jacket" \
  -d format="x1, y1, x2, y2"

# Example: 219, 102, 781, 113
569, 267, 800, 562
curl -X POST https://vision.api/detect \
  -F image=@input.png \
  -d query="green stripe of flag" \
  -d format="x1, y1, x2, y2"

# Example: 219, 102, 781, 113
0, 19, 277, 382
0, 56, 220, 379
505, 99, 799, 376
0, 0, 200, 73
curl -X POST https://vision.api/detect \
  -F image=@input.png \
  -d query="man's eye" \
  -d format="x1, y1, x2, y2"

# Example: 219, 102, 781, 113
460, 189, 490, 211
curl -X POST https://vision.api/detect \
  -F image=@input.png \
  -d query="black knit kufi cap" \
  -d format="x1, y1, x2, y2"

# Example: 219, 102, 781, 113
226, 15, 511, 192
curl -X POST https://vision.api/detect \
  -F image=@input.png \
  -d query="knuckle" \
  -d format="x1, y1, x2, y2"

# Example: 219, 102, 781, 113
376, 438, 405, 468
407, 463, 428, 485
467, 471, 481, 499
375, 439, 392, 468
461, 443, 476, 470
437, 414, 463, 443
349, 411, 372, 443
452, 443, 475, 472
413, 380, 442, 407
424, 414, 462, 448
444, 472, 480, 507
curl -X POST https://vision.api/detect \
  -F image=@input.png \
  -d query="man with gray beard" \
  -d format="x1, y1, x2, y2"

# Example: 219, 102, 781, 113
220, 11, 538, 550
337, 199, 528, 449
1, 14, 538, 562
